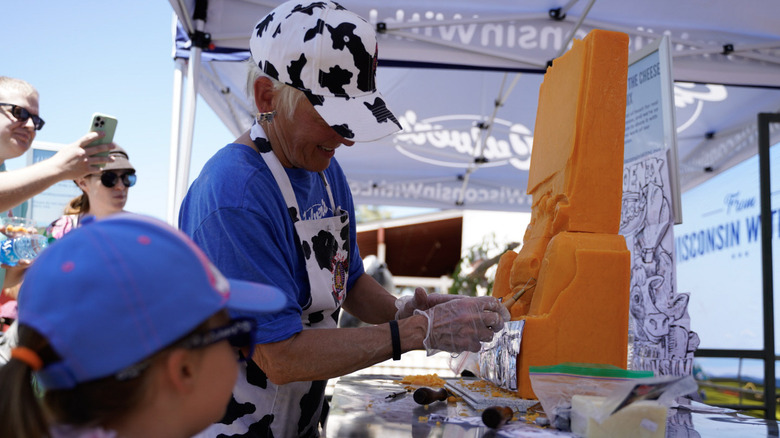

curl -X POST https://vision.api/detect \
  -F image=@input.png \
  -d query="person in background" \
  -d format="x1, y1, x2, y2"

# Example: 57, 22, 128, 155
179, 2, 510, 437
1, 149, 137, 356
0, 76, 115, 290
45, 146, 136, 239
0, 214, 286, 438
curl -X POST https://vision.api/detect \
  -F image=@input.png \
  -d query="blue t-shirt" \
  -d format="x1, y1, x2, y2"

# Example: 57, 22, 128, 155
179, 143, 364, 344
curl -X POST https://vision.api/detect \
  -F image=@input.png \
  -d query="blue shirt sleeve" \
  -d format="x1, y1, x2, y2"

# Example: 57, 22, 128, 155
188, 207, 303, 343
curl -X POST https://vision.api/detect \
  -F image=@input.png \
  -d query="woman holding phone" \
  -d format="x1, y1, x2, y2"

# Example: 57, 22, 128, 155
45, 146, 136, 239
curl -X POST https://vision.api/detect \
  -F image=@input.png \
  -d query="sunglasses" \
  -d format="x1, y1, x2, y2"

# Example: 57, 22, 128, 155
180, 318, 257, 350
0, 103, 45, 130
115, 318, 257, 381
99, 171, 137, 188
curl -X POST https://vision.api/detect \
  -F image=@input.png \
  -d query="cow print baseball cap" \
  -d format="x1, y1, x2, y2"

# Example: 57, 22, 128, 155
250, 0, 402, 142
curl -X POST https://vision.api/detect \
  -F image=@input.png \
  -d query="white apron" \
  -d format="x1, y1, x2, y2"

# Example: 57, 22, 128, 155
201, 123, 350, 438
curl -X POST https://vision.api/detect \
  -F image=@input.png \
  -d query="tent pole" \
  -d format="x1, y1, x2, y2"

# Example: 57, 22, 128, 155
758, 112, 779, 420
554, 0, 595, 59
455, 73, 522, 207
167, 58, 186, 226
173, 19, 204, 222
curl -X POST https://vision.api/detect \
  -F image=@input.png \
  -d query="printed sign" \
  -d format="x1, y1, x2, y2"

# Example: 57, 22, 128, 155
26, 144, 82, 227
621, 36, 698, 376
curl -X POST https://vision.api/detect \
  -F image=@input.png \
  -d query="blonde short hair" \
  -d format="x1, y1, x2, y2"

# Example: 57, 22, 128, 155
0, 76, 38, 98
246, 60, 305, 120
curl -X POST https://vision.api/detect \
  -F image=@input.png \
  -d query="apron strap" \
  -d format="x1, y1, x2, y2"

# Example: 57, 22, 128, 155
252, 121, 338, 218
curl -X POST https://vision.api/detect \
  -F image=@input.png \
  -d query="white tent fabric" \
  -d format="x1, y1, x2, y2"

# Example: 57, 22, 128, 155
165, 0, 780, 223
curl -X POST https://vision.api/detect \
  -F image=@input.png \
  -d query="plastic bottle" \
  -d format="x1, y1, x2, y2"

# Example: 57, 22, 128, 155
0, 234, 49, 266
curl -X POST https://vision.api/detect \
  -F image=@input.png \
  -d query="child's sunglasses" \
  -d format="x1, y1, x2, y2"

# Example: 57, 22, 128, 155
0, 103, 45, 130
100, 171, 137, 188
115, 318, 257, 381
180, 318, 257, 350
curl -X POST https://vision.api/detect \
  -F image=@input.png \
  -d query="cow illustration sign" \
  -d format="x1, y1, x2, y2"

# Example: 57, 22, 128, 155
621, 36, 699, 376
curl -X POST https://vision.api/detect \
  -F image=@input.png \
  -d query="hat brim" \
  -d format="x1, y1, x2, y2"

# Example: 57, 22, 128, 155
103, 154, 135, 171
226, 279, 286, 314
305, 89, 402, 143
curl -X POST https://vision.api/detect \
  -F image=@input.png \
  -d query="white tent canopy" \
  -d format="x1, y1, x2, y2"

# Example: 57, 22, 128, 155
165, 0, 780, 223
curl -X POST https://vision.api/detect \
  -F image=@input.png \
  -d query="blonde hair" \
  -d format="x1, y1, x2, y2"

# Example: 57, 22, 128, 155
246, 60, 306, 120
0, 76, 38, 98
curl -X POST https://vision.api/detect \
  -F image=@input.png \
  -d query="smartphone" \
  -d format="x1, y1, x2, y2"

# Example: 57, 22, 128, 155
87, 113, 118, 166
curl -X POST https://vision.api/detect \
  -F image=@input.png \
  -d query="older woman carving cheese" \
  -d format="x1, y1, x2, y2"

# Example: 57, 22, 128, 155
178, 2, 510, 437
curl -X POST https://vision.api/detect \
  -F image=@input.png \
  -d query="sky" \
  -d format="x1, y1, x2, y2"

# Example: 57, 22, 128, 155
2, 1, 244, 221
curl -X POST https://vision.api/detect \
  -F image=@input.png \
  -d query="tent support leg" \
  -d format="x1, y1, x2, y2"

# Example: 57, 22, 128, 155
758, 112, 779, 420
167, 58, 186, 225
172, 19, 205, 222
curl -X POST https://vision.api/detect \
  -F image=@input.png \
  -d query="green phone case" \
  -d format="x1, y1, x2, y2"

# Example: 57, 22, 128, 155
87, 113, 118, 165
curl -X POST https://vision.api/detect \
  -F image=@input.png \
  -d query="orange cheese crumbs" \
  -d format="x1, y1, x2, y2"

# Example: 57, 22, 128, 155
457, 378, 525, 400
397, 374, 447, 388
418, 416, 428, 422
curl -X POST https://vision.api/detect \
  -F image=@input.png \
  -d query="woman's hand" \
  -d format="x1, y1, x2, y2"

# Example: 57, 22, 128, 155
415, 296, 510, 354
394, 287, 464, 320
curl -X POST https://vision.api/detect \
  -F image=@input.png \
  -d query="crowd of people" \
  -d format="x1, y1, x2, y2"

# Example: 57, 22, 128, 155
0, 1, 510, 437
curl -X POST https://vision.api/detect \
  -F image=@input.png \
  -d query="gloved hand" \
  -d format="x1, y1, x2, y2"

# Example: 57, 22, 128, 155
415, 296, 511, 355
394, 287, 463, 320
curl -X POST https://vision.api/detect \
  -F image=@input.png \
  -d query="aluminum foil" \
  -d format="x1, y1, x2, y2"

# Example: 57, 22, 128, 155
478, 320, 524, 391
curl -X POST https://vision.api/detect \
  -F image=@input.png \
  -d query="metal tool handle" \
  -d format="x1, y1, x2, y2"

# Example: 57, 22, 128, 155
501, 278, 536, 309
482, 405, 513, 428
413, 387, 449, 405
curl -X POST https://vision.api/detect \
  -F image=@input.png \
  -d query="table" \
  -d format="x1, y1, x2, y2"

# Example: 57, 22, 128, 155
325, 374, 780, 437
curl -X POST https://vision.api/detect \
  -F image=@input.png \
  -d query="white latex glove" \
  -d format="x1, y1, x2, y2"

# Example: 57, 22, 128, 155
415, 296, 510, 355
394, 287, 464, 320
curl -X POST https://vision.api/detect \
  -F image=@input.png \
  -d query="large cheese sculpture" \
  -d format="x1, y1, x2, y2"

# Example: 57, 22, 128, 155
492, 29, 631, 399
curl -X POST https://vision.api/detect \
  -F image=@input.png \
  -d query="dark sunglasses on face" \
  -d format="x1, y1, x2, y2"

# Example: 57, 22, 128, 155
100, 171, 137, 188
179, 318, 257, 350
0, 103, 45, 130
114, 318, 257, 381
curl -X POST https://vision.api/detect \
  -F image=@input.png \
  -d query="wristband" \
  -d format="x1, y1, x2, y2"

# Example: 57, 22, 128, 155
389, 320, 401, 360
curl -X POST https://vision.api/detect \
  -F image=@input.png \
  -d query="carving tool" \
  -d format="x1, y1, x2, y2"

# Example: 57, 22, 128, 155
481, 405, 514, 428
501, 277, 536, 309
385, 390, 408, 401
413, 387, 450, 405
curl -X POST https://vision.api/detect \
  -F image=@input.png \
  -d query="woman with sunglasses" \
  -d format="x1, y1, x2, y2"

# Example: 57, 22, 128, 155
45, 147, 136, 240
0, 214, 285, 438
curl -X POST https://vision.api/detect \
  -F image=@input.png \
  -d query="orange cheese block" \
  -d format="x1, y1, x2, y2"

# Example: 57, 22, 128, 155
517, 232, 631, 399
505, 30, 629, 315
526, 29, 628, 235
509, 28, 631, 399
527, 232, 629, 316
492, 250, 517, 302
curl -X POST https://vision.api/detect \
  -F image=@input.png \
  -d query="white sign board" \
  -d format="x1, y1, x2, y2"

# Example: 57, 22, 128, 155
621, 36, 698, 376
25, 142, 82, 227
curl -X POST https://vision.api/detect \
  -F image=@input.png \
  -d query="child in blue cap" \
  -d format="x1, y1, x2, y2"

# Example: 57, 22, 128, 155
0, 214, 286, 438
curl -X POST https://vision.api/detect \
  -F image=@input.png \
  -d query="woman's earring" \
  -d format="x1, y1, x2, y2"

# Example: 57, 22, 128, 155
256, 111, 277, 124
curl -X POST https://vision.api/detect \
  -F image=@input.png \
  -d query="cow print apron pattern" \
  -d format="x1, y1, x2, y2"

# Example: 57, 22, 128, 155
200, 121, 349, 438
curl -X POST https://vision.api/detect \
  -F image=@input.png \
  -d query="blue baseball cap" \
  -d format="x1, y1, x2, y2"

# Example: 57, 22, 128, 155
17, 213, 286, 390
